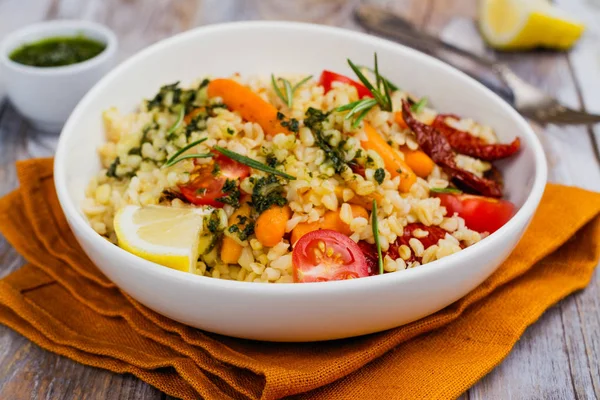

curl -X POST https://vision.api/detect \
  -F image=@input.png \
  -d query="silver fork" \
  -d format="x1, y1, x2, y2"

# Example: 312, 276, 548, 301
355, 3, 600, 125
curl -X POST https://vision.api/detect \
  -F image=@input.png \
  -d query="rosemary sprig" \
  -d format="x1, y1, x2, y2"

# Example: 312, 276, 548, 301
271, 74, 313, 108
166, 106, 185, 135
213, 146, 296, 180
372, 200, 384, 275
411, 97, 428, 113
335, 53, 395, 128
164, 153, 212, 168
358, 66, 399, 91
430, 187, 462, 194
164, 138, 207, 167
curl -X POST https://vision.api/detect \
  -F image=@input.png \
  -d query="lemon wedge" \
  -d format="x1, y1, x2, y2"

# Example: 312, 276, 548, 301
479, 0, 585, 50
114, 205, 210, 272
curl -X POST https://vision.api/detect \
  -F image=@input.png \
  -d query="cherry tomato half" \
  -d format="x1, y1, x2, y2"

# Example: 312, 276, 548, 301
436, 193, 515, 234
319, 70, 373, 99
178, 152, 250, 207
293, 230, 369, 282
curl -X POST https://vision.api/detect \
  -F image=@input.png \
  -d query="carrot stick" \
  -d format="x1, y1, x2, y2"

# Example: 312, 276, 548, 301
361, 122, 417, 193
290, 221, 321, 245
255, 205, 292, 247
399, 145, 435, 178
207, 79, 291, 136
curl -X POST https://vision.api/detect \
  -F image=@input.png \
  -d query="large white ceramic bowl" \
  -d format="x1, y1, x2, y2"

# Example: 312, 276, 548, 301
54, 22, 547, 342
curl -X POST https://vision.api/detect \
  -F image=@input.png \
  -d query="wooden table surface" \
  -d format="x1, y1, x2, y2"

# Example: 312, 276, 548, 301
1, 0, 600, 399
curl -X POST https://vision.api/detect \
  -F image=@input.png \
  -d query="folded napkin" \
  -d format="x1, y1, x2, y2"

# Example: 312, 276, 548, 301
0, 158, 599, 400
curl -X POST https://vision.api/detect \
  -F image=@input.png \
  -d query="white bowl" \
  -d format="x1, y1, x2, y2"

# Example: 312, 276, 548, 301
54, 22, 547, 342
0, 20, 118, 132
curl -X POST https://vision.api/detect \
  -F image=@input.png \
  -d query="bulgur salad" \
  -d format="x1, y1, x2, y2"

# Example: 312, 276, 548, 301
83, 54, 520, 283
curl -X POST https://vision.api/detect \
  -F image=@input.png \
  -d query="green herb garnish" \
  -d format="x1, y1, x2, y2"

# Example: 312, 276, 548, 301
164, 153, 213, 167
166, 106, 185, 135
251, 175, 288, 214
411, 97, 428, 113
106, 157, 120, 178
228, 220, 255, 241
336, 53, 393, 127
213, 146, 296, 180
216, 179, 241, 208
372, 200, 384, 275
164, 138, 208, 167
374, 168, 385, 185
430, 187, 462, 194
271, 74, 313, 108
304, 107, 348, 173
357, 66, 399, 91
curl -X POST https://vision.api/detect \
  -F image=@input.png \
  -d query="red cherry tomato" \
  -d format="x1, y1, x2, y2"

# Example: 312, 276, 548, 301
178, 152, 250, 207
212, 152, 250, 181
293, 230, 369, 282
319, 70, 373, 99
436, 193, 515, 234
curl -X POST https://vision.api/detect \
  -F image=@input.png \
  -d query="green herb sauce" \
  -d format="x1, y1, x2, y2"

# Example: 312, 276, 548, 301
9, 36, 106, 67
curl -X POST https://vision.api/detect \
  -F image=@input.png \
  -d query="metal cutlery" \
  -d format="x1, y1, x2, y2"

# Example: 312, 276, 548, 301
355, 3, 600, 125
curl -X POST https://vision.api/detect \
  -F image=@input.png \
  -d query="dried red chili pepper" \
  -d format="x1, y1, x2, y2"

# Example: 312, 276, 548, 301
432, 115, 520, 161
401, 100, 503, 197
386, 223, 448, 263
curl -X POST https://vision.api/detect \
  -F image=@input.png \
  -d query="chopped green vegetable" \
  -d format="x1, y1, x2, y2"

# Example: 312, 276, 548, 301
374, 168, 385, 184
372, 200, 384, 275
271, 74, 313, 108
164, 138, 208, 167
251, 175, 288, 214
430, 187, 462, 194
411, 97, 428, 113
213, 146, 296, 180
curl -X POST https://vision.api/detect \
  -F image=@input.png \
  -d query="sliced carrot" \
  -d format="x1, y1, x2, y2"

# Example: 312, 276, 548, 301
220, 202, 251, 264
255, 205, 292, 247
207, 79, 291, 136
399, 145, 435, 178
290, 221, 321, 246
361, 122, 417, 193
322, 205, 369, 236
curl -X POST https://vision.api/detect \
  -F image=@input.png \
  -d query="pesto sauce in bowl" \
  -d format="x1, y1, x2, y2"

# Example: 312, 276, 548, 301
9, 36, 106, 68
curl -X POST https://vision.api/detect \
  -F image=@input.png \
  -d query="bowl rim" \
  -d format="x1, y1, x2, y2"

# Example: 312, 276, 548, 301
0, 19, 118, 75
54, 20, 548, 294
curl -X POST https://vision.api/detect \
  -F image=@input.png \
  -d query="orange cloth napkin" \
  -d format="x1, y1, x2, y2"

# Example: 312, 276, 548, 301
0, 158, 599, 400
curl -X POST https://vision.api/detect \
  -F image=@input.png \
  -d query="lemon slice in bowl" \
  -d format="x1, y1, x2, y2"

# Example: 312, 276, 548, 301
479, 0, 585, 50
114, 205, 210, 272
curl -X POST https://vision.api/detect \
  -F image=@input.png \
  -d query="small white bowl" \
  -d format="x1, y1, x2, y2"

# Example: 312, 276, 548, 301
0, 20, 118, 132
54, 22, 547, 342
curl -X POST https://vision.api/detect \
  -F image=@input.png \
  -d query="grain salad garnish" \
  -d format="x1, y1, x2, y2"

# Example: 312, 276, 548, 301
83, 53, 520, 283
